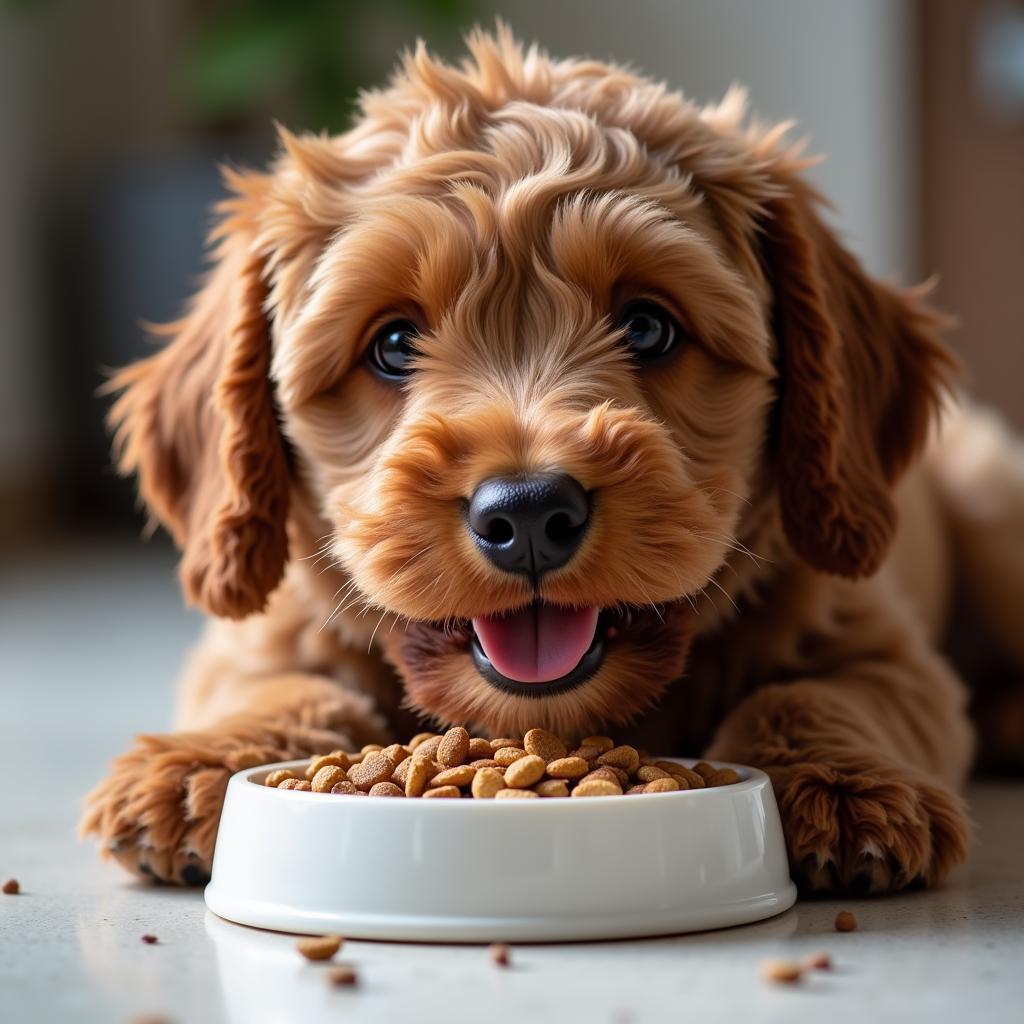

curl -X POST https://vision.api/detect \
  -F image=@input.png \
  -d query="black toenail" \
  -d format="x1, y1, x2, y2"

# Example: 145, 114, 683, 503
180, 864, 210, 886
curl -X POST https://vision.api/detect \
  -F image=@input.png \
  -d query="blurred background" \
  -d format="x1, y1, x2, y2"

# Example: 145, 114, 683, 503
1, 0, 1022, 552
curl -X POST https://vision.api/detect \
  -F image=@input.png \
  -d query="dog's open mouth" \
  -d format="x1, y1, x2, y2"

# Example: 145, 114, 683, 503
469, 602, 608, 697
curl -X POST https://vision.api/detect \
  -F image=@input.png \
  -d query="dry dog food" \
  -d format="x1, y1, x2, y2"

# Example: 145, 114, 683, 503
490, 943, 511, 967
803, 952, 832, 970
140, 934, 159, 945
834, 911, 859, 932
326, 964, 359, 987
264, 727, 742, 799
2, 878, 19, 895
760, 959, 804, 984
296, 934, 343, 961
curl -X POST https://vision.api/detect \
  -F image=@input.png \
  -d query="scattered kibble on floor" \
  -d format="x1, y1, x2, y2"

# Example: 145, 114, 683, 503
2, 878, 20, 895
296, 934, 343, 961
835, 910, 859, 932
760, 959, 804, 984
326, 964, 358, 987
490, 943, 511, 967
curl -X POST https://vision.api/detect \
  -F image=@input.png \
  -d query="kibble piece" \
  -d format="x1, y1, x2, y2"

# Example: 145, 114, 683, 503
626, 784, 647, 795
636, 765, 671, 783
760, 959, 803, 984
140, 934, 158, 944
834, 911, 858, 932
422, 785, 462, 799
467, 737, 494, 759
368, 781, 405, 797
494, 746, 528, 767
311, 765, 348, 793
489, 737, 521, 751
691, 761, 717, 780
471, 767, 507, 799
581, 767, 622, 787
597, 745, 640, 775
494, 788, 539, 799
470, 758, 499, 769
347, 751, 393, 790
278, 778, 311, 791
408, 731, 438, 751
490, 943, 511, 967
545, 756, 590, 780
580, 735, 615, 753
305, 753, 348, 780
297, 934, 343, 961
643, 777, 680, 793
674, 768, 704, 789
430, 765, 476, 788
437, 726, 470, 767
707, 768, 742, 787
327, 964, 359, 987
533, 779, 569, 798
391, 756, 412, 787
330, 780, 362, 795
361, 743, 384, 755
504, 754, 546, 789
381, 743, 409, 766
803, 952, 832, 970
414, 735, 443, 760
264, 769, 296, 788
2, 879, 20, 895
404, 758, 432, 798
569, 745, 602, 762
572, 778, 623, 797
523, 728, 566, 762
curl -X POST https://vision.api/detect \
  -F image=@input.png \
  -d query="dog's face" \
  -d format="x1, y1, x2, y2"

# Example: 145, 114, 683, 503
110, 30, 953, 736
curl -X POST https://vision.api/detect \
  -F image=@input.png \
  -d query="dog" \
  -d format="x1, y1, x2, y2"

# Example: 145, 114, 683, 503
82, 26, 1024, 893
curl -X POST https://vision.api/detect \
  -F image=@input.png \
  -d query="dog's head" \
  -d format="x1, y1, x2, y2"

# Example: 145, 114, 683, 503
110, 29, 954, 735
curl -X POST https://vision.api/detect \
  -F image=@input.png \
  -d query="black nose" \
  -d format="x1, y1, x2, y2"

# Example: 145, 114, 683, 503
467, 473, 590, 579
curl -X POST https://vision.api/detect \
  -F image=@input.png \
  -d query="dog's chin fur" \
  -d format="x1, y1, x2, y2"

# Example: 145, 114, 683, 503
379, 600, 697, 736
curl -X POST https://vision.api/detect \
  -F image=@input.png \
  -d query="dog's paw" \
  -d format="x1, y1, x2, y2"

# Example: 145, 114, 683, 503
766, 761, 971, 895
80, 731, 288, 886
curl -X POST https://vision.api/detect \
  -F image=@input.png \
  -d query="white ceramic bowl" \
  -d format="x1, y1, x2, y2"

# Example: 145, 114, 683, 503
205, 758, 795, 942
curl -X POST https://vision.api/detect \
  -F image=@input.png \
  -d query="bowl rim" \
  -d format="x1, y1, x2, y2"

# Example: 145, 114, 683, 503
236, 756, 768, 808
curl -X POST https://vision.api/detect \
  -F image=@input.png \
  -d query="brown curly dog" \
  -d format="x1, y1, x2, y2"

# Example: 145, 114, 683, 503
83, 27, 1024, 893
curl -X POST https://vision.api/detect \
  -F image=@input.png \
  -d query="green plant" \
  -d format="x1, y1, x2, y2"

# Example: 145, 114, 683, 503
182, 0, 477, 132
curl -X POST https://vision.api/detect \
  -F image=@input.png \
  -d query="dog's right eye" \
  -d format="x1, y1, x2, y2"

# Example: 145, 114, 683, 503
366, 319, 421, 381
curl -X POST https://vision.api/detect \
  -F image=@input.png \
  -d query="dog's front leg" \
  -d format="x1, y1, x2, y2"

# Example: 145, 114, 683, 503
705, 590, 975, 895
80, 674, 387, 885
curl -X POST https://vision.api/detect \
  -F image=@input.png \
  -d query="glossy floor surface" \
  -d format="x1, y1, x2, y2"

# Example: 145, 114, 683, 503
2, 543, 1021, 1023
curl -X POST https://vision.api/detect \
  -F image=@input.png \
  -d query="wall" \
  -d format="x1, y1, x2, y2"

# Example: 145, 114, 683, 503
481, 0, 918, 278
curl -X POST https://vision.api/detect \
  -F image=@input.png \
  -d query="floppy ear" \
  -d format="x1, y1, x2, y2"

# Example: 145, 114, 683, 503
760, 178, 957, 578
108, 224, 290, 618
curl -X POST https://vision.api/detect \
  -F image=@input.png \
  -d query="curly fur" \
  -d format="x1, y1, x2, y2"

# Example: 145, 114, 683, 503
82, 25, 1024, 893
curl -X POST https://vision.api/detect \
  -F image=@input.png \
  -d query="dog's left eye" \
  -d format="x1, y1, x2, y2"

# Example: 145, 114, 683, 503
615, 300, 683, 361
367, 319, 421, 380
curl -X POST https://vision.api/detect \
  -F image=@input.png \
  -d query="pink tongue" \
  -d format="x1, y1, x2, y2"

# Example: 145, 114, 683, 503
472, 604, 599, 683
